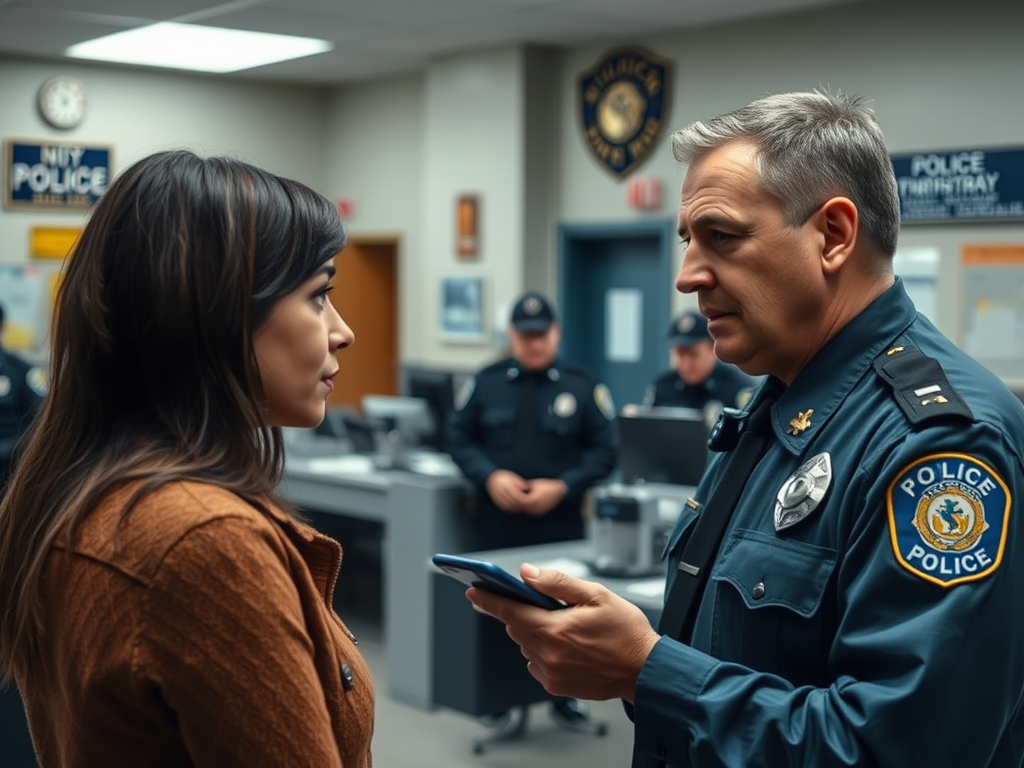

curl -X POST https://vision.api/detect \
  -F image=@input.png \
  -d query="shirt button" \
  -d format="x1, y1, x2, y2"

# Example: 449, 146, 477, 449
751, 582, 766, 599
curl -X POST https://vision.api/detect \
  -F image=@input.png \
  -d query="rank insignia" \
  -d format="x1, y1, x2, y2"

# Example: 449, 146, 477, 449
789, 409, 813, 435
774, 452, 832, 531
577, 46, 671, 179
0, 375, 9, 397
887, 452, 1010, 587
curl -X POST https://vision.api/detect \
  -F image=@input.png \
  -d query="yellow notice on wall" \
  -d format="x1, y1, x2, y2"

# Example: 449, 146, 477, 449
961, 243, 1024, 380
30, 226, 80, 259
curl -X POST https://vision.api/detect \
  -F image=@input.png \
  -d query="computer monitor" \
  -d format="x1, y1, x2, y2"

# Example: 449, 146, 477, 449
405, 368, 456, 452
361, 395, 436, 447
617, 405, 710, 487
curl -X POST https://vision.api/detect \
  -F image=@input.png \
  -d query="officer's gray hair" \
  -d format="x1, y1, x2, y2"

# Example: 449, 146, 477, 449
670, 89, 901, 258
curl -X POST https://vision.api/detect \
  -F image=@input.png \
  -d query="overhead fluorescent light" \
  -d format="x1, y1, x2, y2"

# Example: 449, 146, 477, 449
66, 22, 332, 73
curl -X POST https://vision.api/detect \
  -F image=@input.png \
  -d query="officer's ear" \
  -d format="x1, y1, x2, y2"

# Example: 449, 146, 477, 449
811, 196, 857, 277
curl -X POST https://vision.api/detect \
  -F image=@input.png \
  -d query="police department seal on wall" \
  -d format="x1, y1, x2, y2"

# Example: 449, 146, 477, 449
577, 46, 671, 179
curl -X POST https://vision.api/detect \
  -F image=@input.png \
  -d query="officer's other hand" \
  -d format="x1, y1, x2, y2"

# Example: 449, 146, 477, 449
468, 564, 660, 703
520, 478, 568, 516
485, 469, 530, 512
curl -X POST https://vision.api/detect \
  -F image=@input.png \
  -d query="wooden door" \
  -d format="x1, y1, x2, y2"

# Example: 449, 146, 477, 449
329, 237, 399, 409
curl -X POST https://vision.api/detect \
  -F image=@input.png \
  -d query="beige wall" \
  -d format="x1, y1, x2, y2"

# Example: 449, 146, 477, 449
0, 58, 331, 261
2, 0, 1023, 373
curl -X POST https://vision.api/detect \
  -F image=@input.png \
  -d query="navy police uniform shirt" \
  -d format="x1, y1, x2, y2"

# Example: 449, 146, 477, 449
643, 361, 755, 411
631, 279, 1024, 768
0, 348, 46, 484
446, 357, 618, 550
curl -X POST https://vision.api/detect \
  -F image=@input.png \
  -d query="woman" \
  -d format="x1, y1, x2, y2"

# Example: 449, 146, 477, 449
0, 150, 373, 767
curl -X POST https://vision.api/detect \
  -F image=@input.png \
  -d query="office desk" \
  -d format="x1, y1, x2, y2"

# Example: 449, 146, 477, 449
281, 452, 474, 710
431, 540, 665, 716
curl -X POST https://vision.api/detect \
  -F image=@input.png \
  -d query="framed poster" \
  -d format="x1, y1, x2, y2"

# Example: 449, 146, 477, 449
440, 275, 485, 343
960, 243, 1024, 381
456, 194, 480, 258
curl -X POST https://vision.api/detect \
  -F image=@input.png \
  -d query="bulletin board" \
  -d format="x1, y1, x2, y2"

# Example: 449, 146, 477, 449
960, 244, 1024, 381
0, 262, 62, 357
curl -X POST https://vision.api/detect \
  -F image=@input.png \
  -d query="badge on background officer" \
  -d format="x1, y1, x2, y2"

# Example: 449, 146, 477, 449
644, 310, 756, 419
0, 303, 47, 492
447, 291, 618, 552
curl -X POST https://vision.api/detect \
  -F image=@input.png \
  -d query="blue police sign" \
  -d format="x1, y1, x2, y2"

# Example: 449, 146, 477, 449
4, 139, 111, 211
578, 47, 671, 180
891, 147, 1024, 223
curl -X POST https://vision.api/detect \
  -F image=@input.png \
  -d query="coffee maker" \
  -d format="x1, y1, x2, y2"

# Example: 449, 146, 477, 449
587, 482, 693, 577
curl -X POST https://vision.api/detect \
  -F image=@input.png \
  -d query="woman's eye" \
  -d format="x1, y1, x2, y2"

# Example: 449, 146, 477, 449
314, 284, 335, 307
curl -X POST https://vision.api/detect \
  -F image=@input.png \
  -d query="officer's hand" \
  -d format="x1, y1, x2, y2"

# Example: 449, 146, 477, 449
485, 469, 530, 512
520, 478, 568, 516
467, 564, 660, 703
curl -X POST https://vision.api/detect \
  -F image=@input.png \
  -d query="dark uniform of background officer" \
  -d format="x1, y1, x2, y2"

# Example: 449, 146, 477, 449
448, 291, 618, 551
644, 309, 755, 413
447, 290, 618, 727
0, 302, 46, 493
466, 90, 1024, 768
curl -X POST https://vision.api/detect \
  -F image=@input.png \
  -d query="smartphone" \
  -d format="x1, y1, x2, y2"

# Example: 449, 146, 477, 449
431, 553, 565, 610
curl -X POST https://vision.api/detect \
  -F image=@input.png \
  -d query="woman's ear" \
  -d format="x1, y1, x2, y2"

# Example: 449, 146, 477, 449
812, 197, 858, 276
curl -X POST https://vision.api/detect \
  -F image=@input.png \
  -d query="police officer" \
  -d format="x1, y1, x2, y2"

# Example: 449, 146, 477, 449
0, 303, 46, 493
447, 291, 618, 728
465, 90, 1024, 768
644, 310, 756, 412
447, 291, 618, 550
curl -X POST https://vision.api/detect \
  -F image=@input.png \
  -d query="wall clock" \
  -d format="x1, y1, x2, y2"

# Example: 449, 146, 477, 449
38, 76, 87, 130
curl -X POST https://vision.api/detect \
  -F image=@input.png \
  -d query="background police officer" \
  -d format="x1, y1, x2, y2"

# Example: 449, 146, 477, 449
644, 309, 755, 413
447, 290, 618, 551
447, 290, 618, 728
0, 302, 46, 493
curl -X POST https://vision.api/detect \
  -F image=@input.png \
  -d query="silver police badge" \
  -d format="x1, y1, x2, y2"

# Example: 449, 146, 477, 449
554, 392, 577, 417
774, 452, 832, 531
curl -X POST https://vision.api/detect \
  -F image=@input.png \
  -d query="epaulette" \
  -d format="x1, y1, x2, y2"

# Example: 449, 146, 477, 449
873, 344, 974, 426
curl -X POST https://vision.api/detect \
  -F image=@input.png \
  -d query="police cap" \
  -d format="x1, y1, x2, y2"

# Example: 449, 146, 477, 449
511, 291, 556, 333
666, 310, 710, 347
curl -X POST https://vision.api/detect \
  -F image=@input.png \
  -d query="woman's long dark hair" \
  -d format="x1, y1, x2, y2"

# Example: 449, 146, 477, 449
0, 150, 346, 683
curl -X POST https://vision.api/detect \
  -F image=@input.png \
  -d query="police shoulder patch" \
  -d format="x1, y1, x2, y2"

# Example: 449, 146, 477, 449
454, 377, 476, 411
594, 383, 615, 420
887, 452, 1010, 587
735, 387, 754, 410
26, 366, 48, 396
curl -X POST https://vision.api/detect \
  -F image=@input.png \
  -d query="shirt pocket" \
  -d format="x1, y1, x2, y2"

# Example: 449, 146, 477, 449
480, 406, 516, 449
709, 528, 837, 684
541, 408, 582, 438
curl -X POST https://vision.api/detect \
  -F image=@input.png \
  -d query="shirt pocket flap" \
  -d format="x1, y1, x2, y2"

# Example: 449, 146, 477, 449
480, 407, 515, 428
712, 529, 835, 617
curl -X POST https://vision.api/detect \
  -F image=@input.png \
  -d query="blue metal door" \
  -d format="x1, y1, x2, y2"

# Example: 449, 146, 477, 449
558, 220, 675, 410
